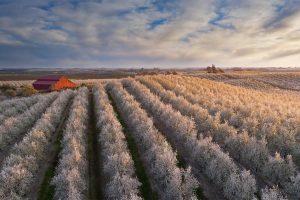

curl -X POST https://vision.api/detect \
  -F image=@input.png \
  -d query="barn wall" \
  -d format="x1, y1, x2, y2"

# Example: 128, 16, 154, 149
52, 77, 77, 90
33, 83, 51, 90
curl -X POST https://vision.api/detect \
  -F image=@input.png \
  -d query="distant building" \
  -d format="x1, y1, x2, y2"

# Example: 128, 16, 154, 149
32, 75, 77, 91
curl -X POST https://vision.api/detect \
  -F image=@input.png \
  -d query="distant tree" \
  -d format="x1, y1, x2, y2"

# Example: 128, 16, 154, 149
212, 64, 217, 73
206, 64, 224, 73
218, 68, 225, 73
207, 66, 213, 73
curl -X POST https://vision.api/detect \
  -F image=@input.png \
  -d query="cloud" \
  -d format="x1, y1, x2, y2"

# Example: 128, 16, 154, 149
0, 0, 300, 68
264, 0, 300, 30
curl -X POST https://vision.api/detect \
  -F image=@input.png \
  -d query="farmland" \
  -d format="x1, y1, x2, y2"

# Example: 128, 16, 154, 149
0, 74, 300, 200
185, 71, 300, 92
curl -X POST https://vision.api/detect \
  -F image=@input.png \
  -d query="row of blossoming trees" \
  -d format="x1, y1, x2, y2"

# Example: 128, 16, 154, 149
134, 75, 300, 199
0, 75, 298, 200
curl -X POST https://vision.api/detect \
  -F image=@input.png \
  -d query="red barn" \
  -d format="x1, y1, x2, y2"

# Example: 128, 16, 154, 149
32, 75, 77, 91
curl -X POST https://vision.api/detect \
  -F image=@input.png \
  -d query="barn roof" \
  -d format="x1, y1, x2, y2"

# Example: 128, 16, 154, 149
36, 75, 64, 81
32, 75, 63, 90
33, 80, 57, 85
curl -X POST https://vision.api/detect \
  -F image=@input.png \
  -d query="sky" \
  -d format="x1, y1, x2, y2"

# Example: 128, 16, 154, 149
0, 0, 300, 68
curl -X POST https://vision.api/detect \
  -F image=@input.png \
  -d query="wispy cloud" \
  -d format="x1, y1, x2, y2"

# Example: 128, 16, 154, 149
0, 0, 300, 68
264, 0, 300, 30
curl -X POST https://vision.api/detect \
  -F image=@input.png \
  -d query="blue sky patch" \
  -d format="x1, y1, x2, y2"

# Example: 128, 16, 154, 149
38, 1, 55, 11
148, 18, 168, 30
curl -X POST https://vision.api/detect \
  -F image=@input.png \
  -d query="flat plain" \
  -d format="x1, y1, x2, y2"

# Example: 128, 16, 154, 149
0, 70, 300, 200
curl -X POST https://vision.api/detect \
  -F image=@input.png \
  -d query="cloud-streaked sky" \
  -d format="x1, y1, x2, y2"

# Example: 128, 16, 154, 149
0, 0, 300, 68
